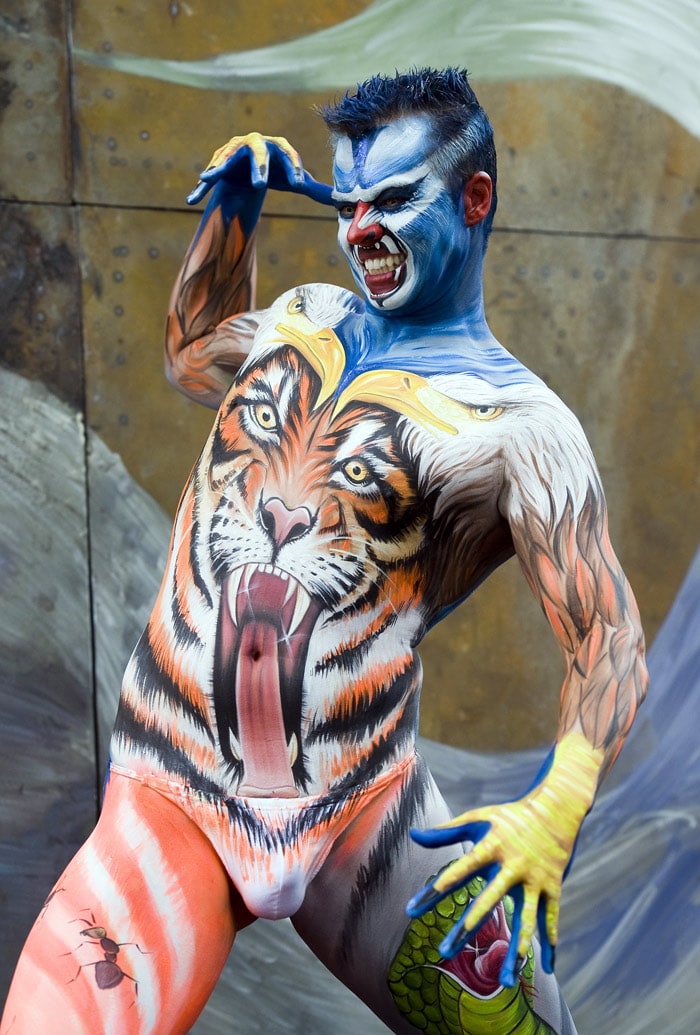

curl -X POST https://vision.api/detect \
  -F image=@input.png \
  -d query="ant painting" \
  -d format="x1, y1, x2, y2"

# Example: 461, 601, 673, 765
65, 914, 148, 998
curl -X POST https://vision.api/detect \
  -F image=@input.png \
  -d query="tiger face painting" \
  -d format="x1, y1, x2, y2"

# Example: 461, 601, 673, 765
112, 340, 438, 807
215, 343, 439, 801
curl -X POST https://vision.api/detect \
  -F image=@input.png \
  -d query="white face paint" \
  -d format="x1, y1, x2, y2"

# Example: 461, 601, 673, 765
332, 116, 470, 315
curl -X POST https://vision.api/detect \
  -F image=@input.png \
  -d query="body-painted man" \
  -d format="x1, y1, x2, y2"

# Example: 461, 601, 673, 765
3, 69, 647, 1035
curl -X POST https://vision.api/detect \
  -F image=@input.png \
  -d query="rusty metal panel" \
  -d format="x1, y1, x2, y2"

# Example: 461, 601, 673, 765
0, 0, 72, 203
476, 78, 700, 238
70, 0, 370, 210
79, 203, 214, 515
68, 3, 700, 240
0, 201, 83, 406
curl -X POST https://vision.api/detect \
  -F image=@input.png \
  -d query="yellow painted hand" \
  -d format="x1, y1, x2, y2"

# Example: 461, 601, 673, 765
187, 132, 332, 206
408, 733, 603, 985
205, 132, 302, 187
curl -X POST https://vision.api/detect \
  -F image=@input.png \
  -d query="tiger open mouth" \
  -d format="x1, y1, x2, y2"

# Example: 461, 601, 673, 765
213, 563, 321, 797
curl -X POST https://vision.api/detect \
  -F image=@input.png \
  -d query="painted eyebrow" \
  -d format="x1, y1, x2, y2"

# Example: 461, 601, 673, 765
331, 180, 425, 213
375, 183, 422, 204
331, 165, 431, 204
333, 185, 420, 213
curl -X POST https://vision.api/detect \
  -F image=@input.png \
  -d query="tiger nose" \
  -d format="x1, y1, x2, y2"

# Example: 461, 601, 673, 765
346, 200, 383, 246
260, 496, 314, 548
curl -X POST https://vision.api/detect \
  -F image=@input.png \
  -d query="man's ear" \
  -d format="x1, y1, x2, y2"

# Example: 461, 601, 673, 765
463, 172, 493, 226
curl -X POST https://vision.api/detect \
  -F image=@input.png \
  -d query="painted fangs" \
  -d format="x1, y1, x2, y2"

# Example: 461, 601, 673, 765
280, 571, 311, 635
227, 567, 245, 626
356, 231, 406, 274
227, 562, 259, 624
287, 732, 298, 765
288, 584, 311, 636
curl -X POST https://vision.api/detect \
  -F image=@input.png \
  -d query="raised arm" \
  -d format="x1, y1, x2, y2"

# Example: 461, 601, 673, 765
166, 132, 334, 408
408, 404, 648, 984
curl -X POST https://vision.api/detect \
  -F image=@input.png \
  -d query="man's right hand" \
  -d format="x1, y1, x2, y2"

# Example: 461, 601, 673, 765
187, 132, 333, 207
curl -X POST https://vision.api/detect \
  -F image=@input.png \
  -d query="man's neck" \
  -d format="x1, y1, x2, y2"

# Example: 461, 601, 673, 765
354, 249, 496, 359
362, 299, 493, 355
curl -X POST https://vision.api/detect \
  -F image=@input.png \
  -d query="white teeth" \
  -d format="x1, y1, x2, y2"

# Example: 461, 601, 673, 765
288, 585, 311, 636
363, 253, 404, 273
229, 733, 242, 761
287, 732, 299, 765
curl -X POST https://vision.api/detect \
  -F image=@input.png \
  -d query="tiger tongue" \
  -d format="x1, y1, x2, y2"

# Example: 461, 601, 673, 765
235, 620, 299, 798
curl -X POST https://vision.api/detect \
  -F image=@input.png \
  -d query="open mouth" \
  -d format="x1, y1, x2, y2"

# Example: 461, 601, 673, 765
437, 901, 510, 997
357, 238, 407, 298
213, 563, 321, 797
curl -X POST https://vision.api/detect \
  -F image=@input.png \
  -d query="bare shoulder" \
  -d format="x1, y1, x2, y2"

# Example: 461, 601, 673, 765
494, 380, 603, 521
420, 371, 602, 515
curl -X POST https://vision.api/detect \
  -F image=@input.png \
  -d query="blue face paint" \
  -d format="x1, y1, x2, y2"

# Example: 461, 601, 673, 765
332, 116, 475, 321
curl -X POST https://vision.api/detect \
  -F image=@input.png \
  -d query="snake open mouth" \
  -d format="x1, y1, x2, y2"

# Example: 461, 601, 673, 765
438, 902, 510, 997
213, 563, 321, 797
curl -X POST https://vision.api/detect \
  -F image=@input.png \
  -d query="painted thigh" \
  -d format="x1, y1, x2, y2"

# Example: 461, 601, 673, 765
291, 755, 577, 1035
1, 773, 238, 1035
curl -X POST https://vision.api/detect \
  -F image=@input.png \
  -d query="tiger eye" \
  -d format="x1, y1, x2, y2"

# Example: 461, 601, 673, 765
253, 402, 278, 430
343, 459, 371, 484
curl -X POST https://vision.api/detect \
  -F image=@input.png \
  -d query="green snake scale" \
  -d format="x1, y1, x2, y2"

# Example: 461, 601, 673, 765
388, 876, 556, 1034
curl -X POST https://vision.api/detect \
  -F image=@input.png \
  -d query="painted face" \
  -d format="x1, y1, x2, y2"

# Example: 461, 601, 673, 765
332, 116, 471, 316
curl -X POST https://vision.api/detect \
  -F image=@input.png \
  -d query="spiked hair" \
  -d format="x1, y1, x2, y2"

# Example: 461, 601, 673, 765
323, 68, 497, 235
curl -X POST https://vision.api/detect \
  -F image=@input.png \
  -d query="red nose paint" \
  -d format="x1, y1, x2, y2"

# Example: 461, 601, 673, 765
346, 201, 383, 246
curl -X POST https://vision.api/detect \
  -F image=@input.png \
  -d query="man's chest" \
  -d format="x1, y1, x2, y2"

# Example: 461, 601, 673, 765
216, 334, 526, 650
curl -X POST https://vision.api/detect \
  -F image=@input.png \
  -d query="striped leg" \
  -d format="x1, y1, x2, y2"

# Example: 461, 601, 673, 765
1, 773, 240, 1035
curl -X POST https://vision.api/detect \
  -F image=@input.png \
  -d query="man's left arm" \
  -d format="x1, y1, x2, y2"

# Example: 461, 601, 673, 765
408, 410, 648, 984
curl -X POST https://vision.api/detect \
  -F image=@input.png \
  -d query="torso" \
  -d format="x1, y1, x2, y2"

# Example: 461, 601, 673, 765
112, 283, 582, 803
